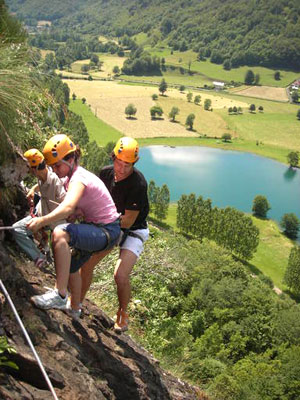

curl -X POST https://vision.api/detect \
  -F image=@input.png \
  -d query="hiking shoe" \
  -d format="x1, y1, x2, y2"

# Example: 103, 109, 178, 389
65, 300, 82, 321
34, 257, 46, 269
114, 310, 129, 333
31, 288, 67, 310
66, 307, 82, 321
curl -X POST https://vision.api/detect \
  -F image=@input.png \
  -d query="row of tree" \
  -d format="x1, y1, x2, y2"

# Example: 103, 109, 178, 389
148, 180, 170, 221
177, 193, 259, 260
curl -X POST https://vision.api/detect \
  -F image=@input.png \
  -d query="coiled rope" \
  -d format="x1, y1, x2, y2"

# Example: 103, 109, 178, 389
0, 279, 59, 400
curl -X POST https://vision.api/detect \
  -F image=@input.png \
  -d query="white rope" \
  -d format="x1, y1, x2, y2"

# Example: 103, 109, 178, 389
0, 279, 59, 400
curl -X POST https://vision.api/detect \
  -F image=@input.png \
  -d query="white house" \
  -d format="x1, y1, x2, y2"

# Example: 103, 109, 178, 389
213, 81, 225, 90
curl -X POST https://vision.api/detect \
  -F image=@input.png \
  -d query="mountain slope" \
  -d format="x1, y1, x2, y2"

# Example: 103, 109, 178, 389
0, 239, 202, 399
6, 0, 300, 69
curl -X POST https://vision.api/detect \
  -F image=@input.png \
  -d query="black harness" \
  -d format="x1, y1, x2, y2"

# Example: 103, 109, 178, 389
119, 228, 144, 246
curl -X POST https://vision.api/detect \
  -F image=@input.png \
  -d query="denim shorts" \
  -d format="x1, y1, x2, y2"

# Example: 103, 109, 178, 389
55, 220, 120, 273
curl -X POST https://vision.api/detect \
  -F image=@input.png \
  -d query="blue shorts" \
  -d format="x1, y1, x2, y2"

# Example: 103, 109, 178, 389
55, 220, 120, 273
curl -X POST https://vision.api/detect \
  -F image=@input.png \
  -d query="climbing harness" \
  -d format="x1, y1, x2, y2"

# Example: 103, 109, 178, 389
119, 229, 144, 246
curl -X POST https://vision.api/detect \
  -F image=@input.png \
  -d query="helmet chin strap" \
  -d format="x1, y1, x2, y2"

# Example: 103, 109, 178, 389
61, 159, 75, 177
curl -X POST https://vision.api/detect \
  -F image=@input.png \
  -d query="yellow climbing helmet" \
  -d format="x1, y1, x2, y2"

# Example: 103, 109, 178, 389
113, 137, 139, 163
43, 134, 76, 165
24, 149, 44, 167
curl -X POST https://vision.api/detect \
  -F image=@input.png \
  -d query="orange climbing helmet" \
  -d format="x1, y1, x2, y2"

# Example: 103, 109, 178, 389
43, 134, 76, 165
113, 137, 139, 163
24, 149, 44, 168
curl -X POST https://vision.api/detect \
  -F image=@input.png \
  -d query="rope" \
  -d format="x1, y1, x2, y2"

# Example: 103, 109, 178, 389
0, 279, 59, 400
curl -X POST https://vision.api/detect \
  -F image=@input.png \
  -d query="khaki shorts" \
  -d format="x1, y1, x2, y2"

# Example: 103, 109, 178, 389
120, 228, 149, 258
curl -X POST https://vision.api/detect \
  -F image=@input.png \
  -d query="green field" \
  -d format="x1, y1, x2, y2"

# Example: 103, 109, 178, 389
120, 70, 212, 88
69, 99, 122, 146
146, 47, 300, 88
155, 203, 294, 290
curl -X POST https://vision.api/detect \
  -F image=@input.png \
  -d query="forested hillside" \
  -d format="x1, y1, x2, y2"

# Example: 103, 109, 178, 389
6, 0, 300, 69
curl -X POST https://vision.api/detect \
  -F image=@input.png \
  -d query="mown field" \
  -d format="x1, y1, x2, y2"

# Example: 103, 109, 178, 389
71, 53, 125, 78
64, 78, 300, 163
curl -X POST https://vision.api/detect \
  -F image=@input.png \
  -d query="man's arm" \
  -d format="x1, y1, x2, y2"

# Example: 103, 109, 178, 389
121, 209, 140, 229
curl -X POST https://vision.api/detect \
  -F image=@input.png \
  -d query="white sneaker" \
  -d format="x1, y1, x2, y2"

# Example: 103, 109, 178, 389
64, 299, 82, 320
66, 307, 82, 321
31, 288, 68, 310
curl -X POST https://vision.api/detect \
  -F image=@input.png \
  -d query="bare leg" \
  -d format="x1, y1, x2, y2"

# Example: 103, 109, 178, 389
80, 249, 111, 303
52, 229, 71, 298
114, 249, 137, 312
68, 271, 81, 311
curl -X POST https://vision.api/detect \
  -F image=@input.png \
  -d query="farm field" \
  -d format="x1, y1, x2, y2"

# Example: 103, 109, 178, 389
233, 85, 288, 102
120, 70, 213, 88
64, 79, 300, 159
71, 54, 126, 78
64, 79, 199, 138
146, 47, 300, 88
66, 48, 300, 91
69, 99, 121, 146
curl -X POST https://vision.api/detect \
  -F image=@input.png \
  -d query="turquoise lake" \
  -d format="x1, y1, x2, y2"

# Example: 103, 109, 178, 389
138, 146, 300, 223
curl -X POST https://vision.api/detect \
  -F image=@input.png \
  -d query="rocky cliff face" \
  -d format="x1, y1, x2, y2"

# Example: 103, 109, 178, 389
0, 155, 206, 399
0, 236, 205, 400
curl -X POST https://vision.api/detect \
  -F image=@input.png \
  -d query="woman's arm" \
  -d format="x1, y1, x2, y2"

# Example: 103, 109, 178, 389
27, 181, 85, 233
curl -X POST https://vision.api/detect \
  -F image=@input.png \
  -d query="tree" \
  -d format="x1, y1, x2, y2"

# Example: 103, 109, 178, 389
292, 91, 299, 103
150, 105, 163, 119
194, 95, 201, 105
179, 85, 185, 92
258, 106, 264, 112
245, 70, 255, 85
152, 93, 158, 100
82, 98, 86, 104
187, 92, 193, 102
223, 59, 232, 70
154, 184, 170, 221
249, 104, 256, 113
169, 106, 179, 122
159, 78, 168, 95
81, 64, 89, 73
274, 71, 281, 80
148, 180, 170, 221
90, 54, 99, 65
148, 180, 158, 213
252, 195, 271, 218
186, 113, 195, 130
297, 109, 300, 120
232, 106, 237, 114
228, 107, 233, 114
287, 151, 299, 167
113, 65, 120, 74
222, 133, 232, 142
281, 214, 300, 239
204, 99, 212, 110
125, 103, 137, 118
284, 246, 300, 294
72, 93, 76, 101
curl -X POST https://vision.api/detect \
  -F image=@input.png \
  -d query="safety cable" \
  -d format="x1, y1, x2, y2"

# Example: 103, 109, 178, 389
0, 279, 59, 400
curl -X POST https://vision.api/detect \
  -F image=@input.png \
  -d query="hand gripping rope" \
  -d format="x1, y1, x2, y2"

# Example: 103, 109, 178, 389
0, 279, 59, 400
